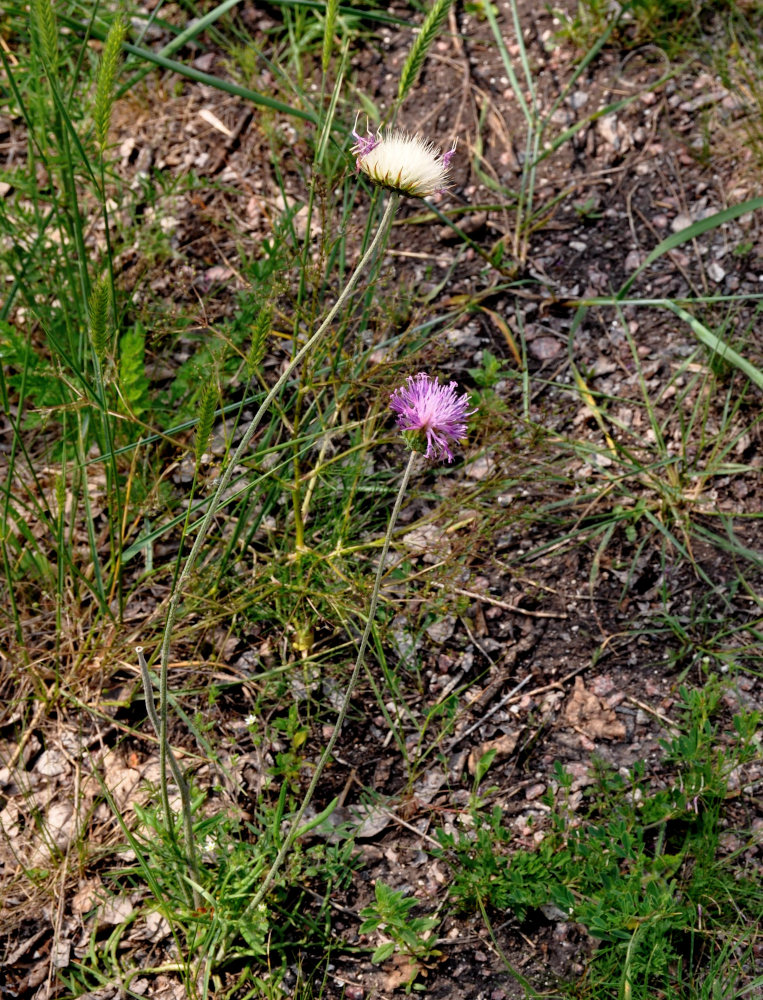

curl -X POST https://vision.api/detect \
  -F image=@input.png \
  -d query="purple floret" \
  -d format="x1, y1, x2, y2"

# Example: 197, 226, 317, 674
441, 142, 457, 170
390, 372, 476, 463
350, 115, 380, 161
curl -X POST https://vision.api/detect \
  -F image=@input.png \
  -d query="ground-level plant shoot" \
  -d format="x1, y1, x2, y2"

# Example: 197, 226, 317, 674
0, 1, 761, 999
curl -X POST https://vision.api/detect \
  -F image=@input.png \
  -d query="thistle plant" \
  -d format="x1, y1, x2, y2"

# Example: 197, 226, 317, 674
140, 135, 402, 898
390, 372, 475, 462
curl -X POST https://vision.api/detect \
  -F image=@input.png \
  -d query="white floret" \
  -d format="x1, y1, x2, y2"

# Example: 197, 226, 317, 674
358, 131, 452, 197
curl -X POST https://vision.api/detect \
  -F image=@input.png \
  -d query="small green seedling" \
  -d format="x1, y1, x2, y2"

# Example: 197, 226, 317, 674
359, 880, 440, 988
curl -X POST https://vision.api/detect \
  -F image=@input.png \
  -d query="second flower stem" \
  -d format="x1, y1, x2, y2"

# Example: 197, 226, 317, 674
244, 448, 418, 917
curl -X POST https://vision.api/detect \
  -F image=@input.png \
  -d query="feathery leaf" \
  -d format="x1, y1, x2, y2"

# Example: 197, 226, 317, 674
118, 323, 150, 419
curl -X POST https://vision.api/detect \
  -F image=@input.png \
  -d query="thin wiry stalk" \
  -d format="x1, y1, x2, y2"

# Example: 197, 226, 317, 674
153, 191, 400, 860
244, 448, 418, 918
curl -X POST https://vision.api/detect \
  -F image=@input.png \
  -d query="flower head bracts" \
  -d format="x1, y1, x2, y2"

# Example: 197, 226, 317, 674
390, 372, 475, 463
351, 117, 456, 198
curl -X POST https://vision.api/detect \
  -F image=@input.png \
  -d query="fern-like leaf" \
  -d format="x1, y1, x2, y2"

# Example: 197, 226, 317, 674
118, 323, 150, 420
398, 0, 453, 102
95, 16, 127, 150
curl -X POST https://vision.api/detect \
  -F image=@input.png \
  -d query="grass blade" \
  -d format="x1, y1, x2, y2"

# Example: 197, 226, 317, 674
662, 302, 763, 391
618, 198, 763, 297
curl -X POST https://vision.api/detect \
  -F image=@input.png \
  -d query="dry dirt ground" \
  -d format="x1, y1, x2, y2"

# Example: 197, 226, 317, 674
1, 1, 762, 998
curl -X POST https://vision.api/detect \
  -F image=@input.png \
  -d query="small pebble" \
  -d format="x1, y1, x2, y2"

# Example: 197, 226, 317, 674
671, 212, 694, 233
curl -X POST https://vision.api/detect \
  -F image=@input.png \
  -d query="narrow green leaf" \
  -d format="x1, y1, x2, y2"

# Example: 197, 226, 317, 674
618, 198, 763, 297
371, 941, 396, 964
294, 796, 339, 838
662, 302, 763, 391
119, 41, 317, 123
117, 0, 241, 96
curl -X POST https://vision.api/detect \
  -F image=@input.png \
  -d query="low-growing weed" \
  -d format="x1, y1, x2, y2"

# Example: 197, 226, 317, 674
62, 787, 356, 997
435, 680, 762, 998
556, 0, 741, 56
359, 880, 441, 991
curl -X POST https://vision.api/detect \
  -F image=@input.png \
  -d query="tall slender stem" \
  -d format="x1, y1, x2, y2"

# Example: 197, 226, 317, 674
153, 192, 399, 876
244, 448, 418, 917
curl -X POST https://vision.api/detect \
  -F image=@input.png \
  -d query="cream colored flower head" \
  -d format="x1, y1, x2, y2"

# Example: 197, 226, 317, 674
351, 116, 456, 198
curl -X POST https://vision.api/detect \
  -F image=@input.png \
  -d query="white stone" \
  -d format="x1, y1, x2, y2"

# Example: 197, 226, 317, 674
707, 261, 726, 283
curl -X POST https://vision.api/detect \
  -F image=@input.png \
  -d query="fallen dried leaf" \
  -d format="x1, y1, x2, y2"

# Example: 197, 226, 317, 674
72, 877, 103, 916
97, 895, 135, 927
563, 677, 626, 741
468, 731, 519, 775
380, 952, 420, 991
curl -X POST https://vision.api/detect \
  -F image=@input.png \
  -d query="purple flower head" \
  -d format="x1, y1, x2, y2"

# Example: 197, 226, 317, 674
390, 372, 476, 463
442, 140, 458, 170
